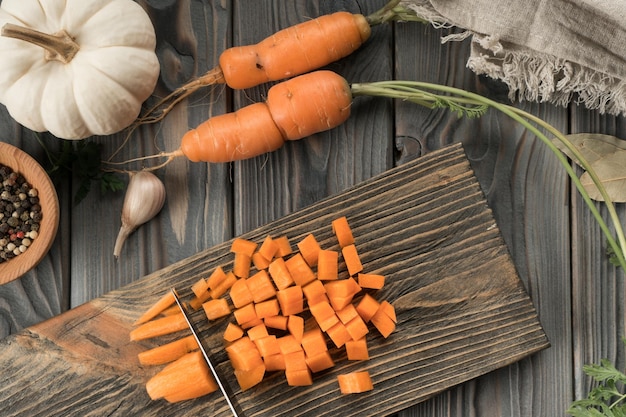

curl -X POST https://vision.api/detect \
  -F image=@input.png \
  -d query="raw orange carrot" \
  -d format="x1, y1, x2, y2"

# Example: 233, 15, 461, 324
306, 350, 335, 373
138, 335, 199, 366
264, 315, 289, 331
332, 216, 355, 248
191, 277, 210, 299
335, 303, 359, 325
302, 279, 328, 305
317, 249, 339, 280
370, 306, 396, 338
254, 335, 281, 358
278, 334, 302, 355
345, 315, 369, 341
264, 353, 286, 371
234, 303, 258, 327
355, 293, 380, 323
209, 270, 237, 299
226, 336, 264, 371
309, 300, 339, 332
234, 364, 266, 391
146, 351, 218, 402
255, 298, 280, 319
229, 278, 254, 308
326, 321, 352, 348
276, 285, 304, 316
130, 313, 188, 341
379, 300, 397, 323
301, 327, 328, 358
233, 252, 252, 279
252, 251, 271, 270
247, 270, 277, 303
134, 291, 176, 325
189, 290, 212, 310
247, 323, 270, 341
285, 253, 316, 286
286, 368, 313, 386
268, 257, 294, 290
342, 244, 363, 276
357, 272, 385, 290
337, 371, 374, 394
231, 237, 258, 257
287, 314, 305, 343
297, 233, 321, 267
206, 266, 228, 291
202, 298, 231, 320
324, 277, 361, 299
160, 304, 182, 316
274, 235, 293, 257
345, 338, 369, 361
258, 235, 279, 261
223, 322, 245, 342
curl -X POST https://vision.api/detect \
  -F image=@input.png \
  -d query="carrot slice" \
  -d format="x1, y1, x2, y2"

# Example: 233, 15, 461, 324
341, 244, 363, 276
202, 298, 231, 320
276, 285, 304, 316
233, 252, 252, 279
223, 322, 244, 342
146, 351, 218, 401
258, 235, 279, 261
345, 338, 369, 361
297, 233, 321, 267
138, 335, 199, 366
268, 257, 294, 290
285, 253, 316, 286
337, 371, 374, 394
357, 272, 385, 290
331, 216, 354, 248
317, 249, 339, 280
230, 237, 258, 257
264, 315, 289, 331
247, 270, 277, 303
130, 313, 189, 341
134, 291, 176, 325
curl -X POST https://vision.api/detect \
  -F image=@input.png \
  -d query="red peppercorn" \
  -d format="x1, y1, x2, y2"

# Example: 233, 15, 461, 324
15, 231, 24, 239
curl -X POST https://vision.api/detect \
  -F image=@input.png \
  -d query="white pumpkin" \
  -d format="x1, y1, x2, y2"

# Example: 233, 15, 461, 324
0, 0, 160, 139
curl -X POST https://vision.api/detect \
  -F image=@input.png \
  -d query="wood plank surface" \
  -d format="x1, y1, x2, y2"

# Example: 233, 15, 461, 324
0, 144, 548, 416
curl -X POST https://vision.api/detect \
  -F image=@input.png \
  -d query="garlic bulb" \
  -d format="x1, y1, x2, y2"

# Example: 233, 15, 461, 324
113, 171, 166, 258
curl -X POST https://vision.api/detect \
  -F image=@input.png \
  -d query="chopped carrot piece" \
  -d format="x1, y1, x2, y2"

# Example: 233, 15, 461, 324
345, 338, 369, 360
341, 244, 363, 276
161, 304, 183, 316
328, 294, 354, 311
247, 270, 277, 303
344, 315, 369, 341
240, 317, 264, 329
286, 369, 313, 386
146, 351, 218, 402
355, 293, 380, 323
287, 315, 305, 342
284, 350, 308, 373
268, 257, 294, 290
335, 303, 359, 324
247, 323, 270, 341
233, 252, 252, 278
234, 303, 258, 326
371, 306, 396, 338
264, 315, 289, 331
301, 327, 328, 358
317, 249, 339, 280
209, 271, 237, 299
235, 364, 266, 391
380, 300, 397, 323
324, 277, 361, 298
276, 285, 304, 316
202, 298, 231, 320
223, 322, 244, 342
138, 335, 199, 366
229, 278, 254, 308
302, 279, 328, 305
254, 335, 281, 357
332, 216, 354, 248
264, 353, 286, 371
255, 298, 280, 319
226, 336, 264, 370
309, 300, 338, 332
306, 350, 335, 373
191, 277, 210, 299
130, 313, 188, 341
297, 233, 321, 267
206, 266, 228, 291
357, 272, 385, 290
230, 237, 258, 257
326, 321, 352, 348
285, 253, 316, 286
252, 251, 271, 270
189, 290, 212, 310
278, 334, 302, 355
337, 371, 373, 394
134, 291, 176, 325
273, 235, 292, 257
258, 235, 279, 261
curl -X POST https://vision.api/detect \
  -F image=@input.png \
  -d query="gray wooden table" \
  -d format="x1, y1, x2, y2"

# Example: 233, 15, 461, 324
0, 0, 624, 415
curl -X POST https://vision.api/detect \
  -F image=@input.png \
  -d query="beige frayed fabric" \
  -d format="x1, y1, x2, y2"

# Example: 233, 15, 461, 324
401, 0, 626, 116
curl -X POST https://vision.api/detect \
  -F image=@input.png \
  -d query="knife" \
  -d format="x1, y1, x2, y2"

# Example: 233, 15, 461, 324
171, 288, 240, 416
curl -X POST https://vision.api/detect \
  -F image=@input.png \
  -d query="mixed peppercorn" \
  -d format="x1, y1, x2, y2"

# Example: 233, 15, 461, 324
0, 163, 41, 263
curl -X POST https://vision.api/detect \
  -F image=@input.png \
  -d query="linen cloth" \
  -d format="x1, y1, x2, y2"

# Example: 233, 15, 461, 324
402, 0, 626, 115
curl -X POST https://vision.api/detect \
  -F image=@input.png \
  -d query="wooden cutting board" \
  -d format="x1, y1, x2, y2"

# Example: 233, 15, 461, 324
0, 143, 549, 417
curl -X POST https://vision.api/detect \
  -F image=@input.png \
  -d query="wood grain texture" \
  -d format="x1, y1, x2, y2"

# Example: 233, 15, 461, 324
0, 144, 547, 417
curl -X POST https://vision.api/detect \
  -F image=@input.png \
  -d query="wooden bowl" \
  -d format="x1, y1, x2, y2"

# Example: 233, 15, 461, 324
0, 142, 59, 284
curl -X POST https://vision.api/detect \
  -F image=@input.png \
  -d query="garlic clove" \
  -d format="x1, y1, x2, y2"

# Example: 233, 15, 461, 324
113, 170, 166, 258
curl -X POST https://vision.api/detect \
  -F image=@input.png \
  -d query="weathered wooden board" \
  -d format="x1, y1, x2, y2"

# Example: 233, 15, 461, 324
0, 144, 548, 417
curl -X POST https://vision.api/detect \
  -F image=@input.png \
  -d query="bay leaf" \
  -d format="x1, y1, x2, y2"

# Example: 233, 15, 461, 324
552, 133, 626, 202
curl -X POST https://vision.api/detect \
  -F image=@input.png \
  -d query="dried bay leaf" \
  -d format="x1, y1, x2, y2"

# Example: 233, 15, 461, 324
552, 133, 626, 202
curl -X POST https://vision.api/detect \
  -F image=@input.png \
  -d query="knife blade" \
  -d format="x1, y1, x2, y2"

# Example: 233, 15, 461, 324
171, 288, 240, 416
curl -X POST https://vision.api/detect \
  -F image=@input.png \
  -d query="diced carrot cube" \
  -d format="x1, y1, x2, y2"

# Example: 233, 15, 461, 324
286, 369, 313, 386
276, 285, 304, 316
202, 298, 231, 320
255, 298, 280, 319
371, 307, 396, 338
324, 277, 361, 298
341, 244, 363, 276
287, 315, 305, 343
306, 350, 335, 373
345, 338, 369, 360
206, 266, 228, 291
247, 323, 269, 341
254, 335, 281, 358
335, 304, 359, 324
308, 300, 336, 323
274, 235, 293, 257
301, 327, 328, 357
285, 253, 316, 287
357, 272, 385, 290
278, 334, 302, 355
252, 251, 271, 270
297, 233, 321, 267
337, 371, 373, 394
223, 323, 244, 342
233, 252, 252, 278
234, 303, 258, 326
234, 364, 266, 391
268, 257, 294, 290
328, 294, 354, 311
264, 315, 289, 331
229, 278, 254, 308
226, 336, 263, 371
317, 249, 339, 280
302, 279, 328, 305
326, 321, 352, 348
344, 315, 369, 341
240, 317, 264, 329
264, 353, 286, 371
191, 277, 210, 299
284, 350, 308, 371
230, 237, 258, 257
209, 271, 237, 299
332, 216, 355, 248
258, 235, 279, 261
380, 300, 397, 323
247, 270, 276, 303
189, 291, 212, 310
355, 293, 380, 323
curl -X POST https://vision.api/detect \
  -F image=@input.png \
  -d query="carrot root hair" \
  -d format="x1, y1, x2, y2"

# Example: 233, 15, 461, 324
102, 149, 185, 173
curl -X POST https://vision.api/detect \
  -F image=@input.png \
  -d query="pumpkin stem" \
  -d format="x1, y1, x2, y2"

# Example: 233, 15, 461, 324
1, 23, 80, 64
